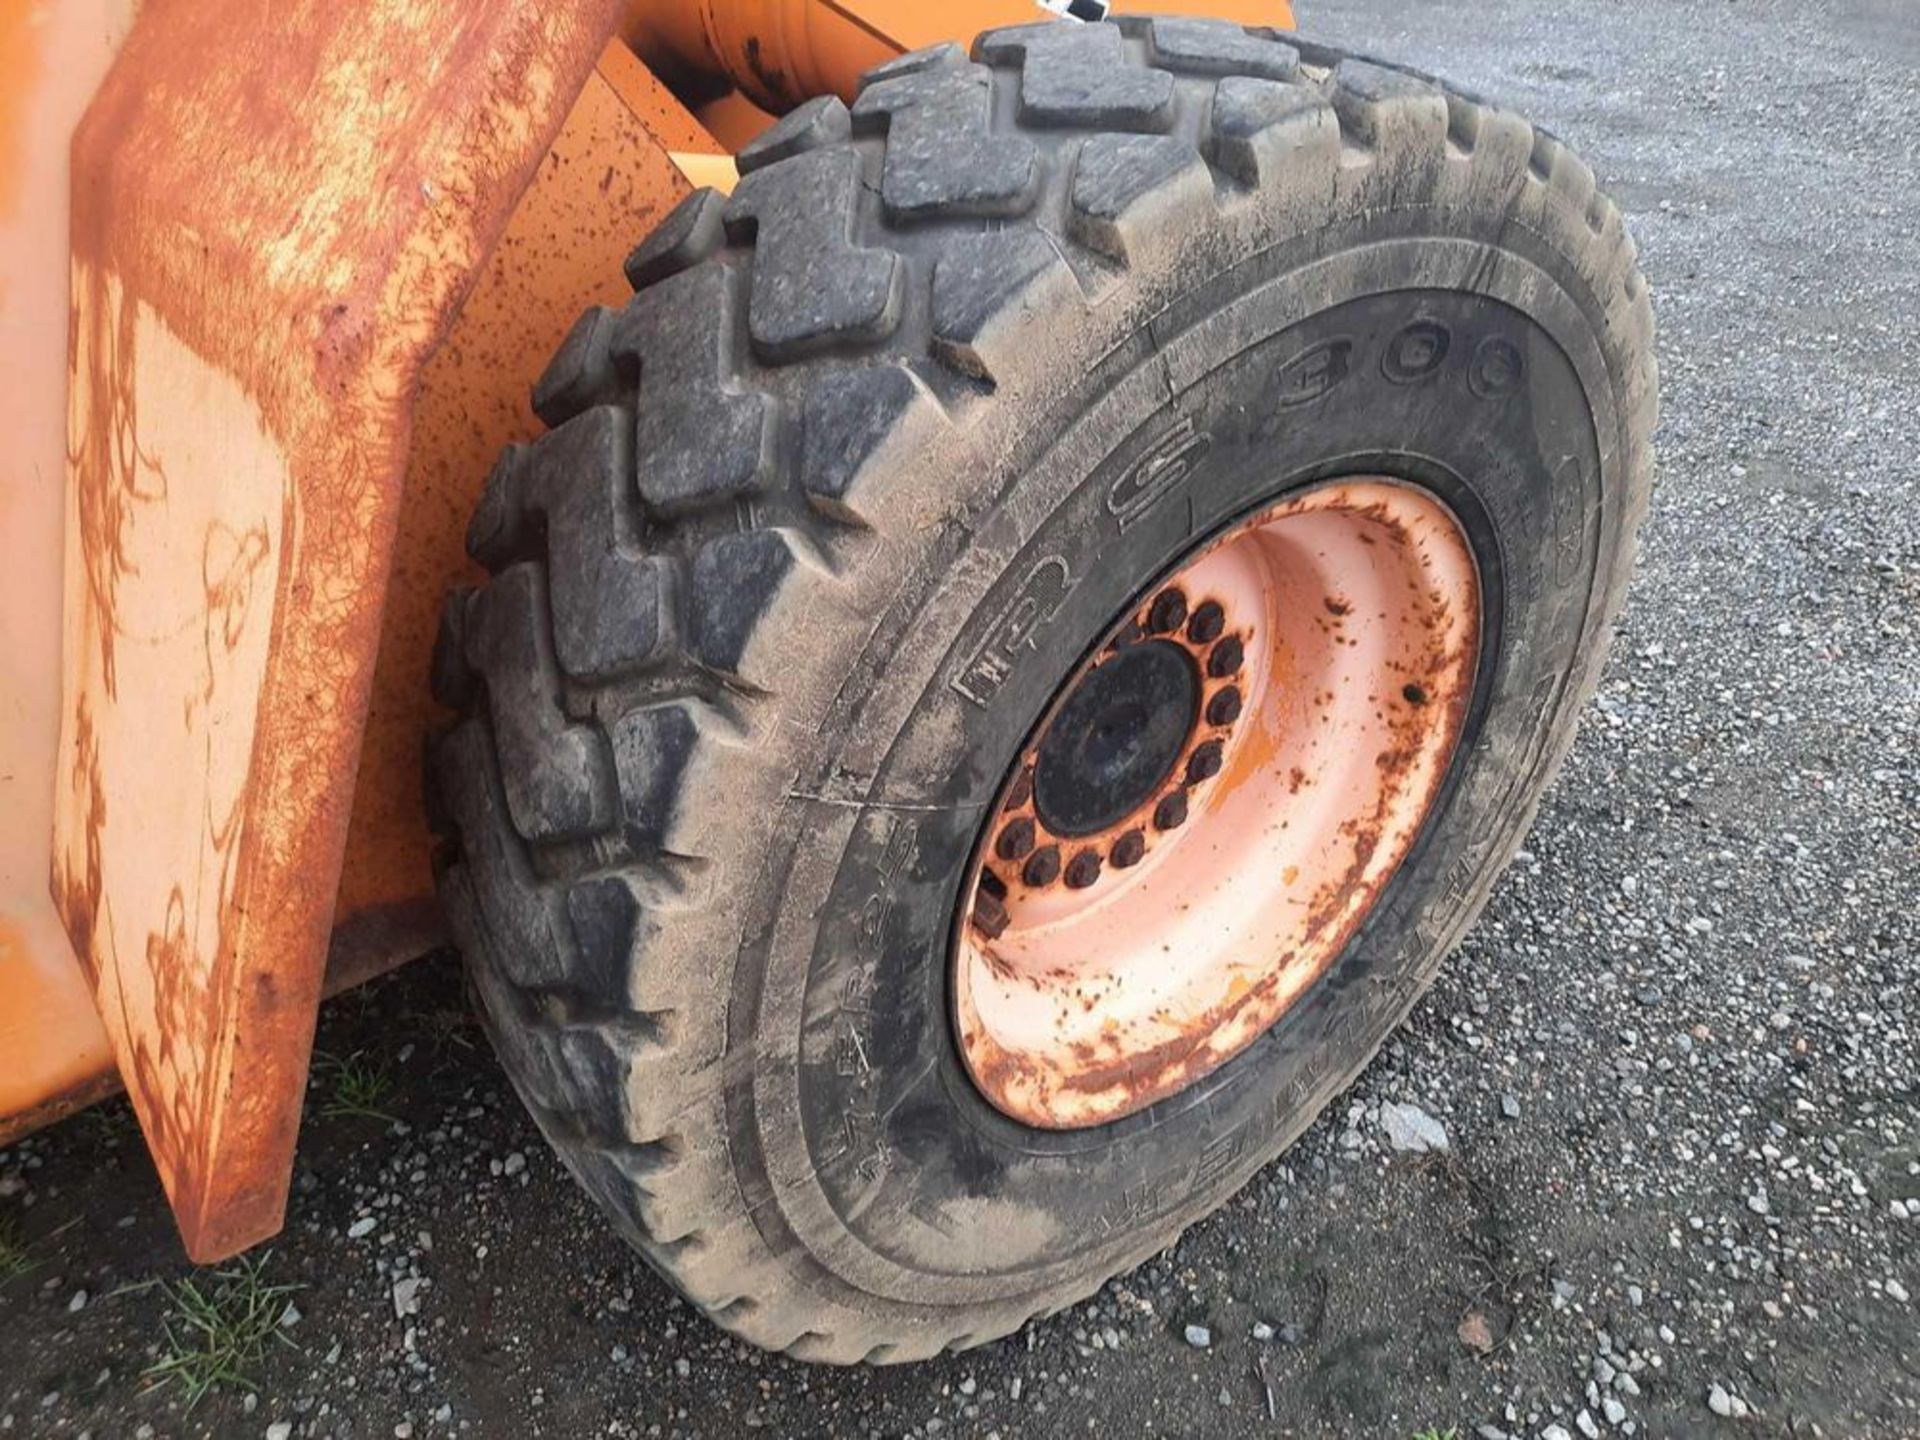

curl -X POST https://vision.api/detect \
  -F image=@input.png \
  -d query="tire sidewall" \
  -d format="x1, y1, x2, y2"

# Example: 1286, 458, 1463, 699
730, 224, 1630, 1313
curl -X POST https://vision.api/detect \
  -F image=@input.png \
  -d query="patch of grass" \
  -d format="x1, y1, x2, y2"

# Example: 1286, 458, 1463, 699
142, 1255, 301, 1407
0, 1212, 37, 1285
314, 1049, 397, 1122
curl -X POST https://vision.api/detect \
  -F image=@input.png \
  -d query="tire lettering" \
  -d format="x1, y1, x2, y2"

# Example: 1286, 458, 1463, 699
1468, 336, 1524, 399
1381, 321, 1452, 384
1107, 416, 1212, 533
1271, 338, 1354, 410
953, 555, 1076, 708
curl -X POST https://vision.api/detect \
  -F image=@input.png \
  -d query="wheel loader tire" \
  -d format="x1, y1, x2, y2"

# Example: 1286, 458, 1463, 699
429, 18, 1655, 1364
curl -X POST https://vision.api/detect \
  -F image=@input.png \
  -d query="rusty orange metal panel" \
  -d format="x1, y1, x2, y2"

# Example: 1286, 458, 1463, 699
337, 43, 703, 932
53, 0, 626, 1263
0, 0, 135, 1145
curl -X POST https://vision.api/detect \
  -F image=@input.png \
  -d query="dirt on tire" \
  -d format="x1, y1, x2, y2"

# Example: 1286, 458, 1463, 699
428, 16, 1655, 1364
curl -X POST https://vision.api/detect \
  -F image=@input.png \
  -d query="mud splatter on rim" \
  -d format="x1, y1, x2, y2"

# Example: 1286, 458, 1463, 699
952, 478, 1482, 1129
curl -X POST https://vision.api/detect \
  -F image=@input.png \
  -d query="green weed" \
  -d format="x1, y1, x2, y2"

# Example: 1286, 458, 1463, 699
142, 1255, 301, 1407
0, 1212, 36, 1285
314, 1049, 397, 1123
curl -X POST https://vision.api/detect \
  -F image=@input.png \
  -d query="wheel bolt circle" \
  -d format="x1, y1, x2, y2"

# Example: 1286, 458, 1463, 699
1023, 845, 1062, 887
1005, 767, 1034, 809
1207, 634, 1244, 679
1187, 601, 1225, 644
1146, 587, 1189, 634
1185, 739, 1224, 785
1063, 850, 1102, 889
1207, 686, 1242, 726
996, 817, 1036, 861
1153, 791, 1188, 831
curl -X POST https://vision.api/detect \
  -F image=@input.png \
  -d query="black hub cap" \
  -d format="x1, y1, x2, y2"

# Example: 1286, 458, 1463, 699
1033, 640, 1198, 837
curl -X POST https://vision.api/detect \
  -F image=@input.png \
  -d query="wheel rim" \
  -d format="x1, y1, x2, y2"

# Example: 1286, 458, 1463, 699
952, 478, 1482, 1129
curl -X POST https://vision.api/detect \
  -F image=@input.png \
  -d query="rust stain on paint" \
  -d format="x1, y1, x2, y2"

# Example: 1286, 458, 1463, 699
54, 0, 625, 1262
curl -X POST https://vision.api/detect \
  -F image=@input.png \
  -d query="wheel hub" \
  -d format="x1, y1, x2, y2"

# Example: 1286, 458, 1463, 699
1032, 639, 1198, 838
952, 479, 1482, 1130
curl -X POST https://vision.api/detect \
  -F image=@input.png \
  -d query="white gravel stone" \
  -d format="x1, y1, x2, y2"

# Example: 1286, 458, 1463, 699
1379, 1102, 1449, 1154
391, 1276, 425, 1320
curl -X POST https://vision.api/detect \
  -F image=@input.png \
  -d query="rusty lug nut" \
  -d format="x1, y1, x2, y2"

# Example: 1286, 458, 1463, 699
1207, 634, 1244, 679
1063, 850, 1103, 889
1023, 844, 1062, 887
972, 888, 1010, 939
1187, 600, 1225, 644
978, 867, 1008, 899
1185, 739, 1224, 785
1110, 829, 1147, 868
1145, 587, 1188, 634
1107, 616, 1145, 652
1206, 685, 1243, 727
1153, 790, 1188, 831
996, 816, 1036, 861
1005, 766, 1034, 810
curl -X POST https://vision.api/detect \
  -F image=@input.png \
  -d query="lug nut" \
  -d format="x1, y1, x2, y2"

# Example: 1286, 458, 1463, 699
1207, 634, 1244, 679
1153, 791, 1188, 831
1187, 600, 1225, 644
1207, 685, 1242, 726
1185, 739, 1224, 784
1063, 850, 1102, 889
978, 867, 1007, 899
1005, 766, 1034, 809
1023, 845, 1062, 887
996, 816, 1036, 861
1110, 829, 1146, 868
1146, 587, 1188, 634
1107, 616, 1144, 652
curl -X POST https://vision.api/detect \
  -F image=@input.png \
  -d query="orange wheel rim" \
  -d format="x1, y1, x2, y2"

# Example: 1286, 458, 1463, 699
952, 479, 1482, 1129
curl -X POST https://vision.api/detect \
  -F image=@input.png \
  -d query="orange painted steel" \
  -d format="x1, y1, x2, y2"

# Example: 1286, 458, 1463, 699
955, 481, 1479, 1128
626, 0, 1295, 108
337, 41, 708, 940
52, 0, 634, 1262
0, 0, 135, 1148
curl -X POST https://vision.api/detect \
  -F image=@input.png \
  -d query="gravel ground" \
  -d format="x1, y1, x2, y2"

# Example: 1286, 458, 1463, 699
3, 1, 1916, 1436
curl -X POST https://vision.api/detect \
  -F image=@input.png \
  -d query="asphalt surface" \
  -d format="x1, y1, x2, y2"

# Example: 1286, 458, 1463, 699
3, 1, 1917, 1436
